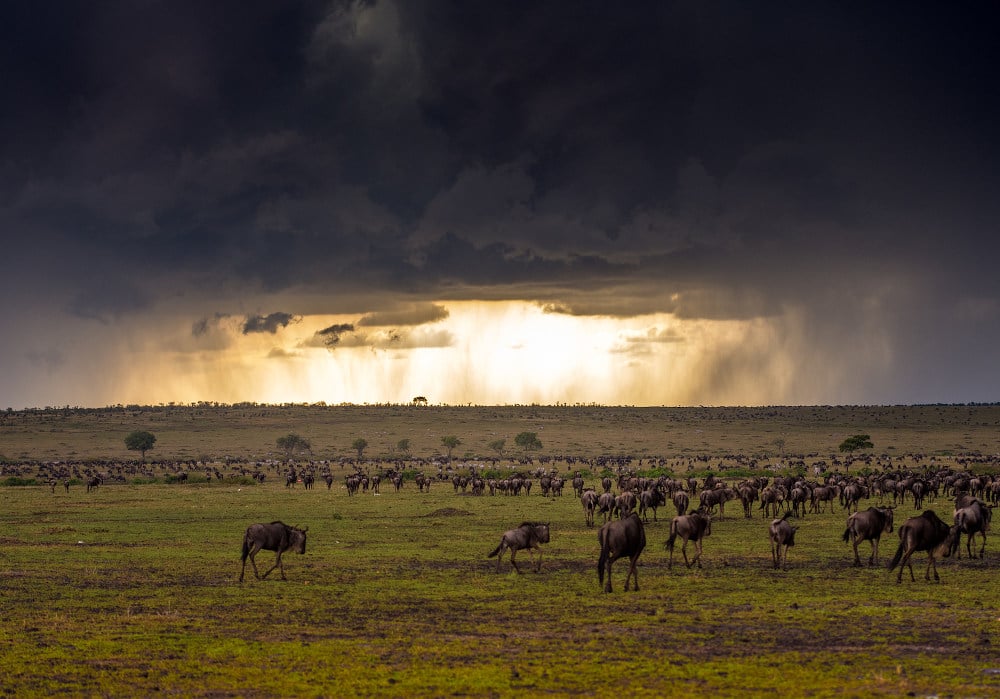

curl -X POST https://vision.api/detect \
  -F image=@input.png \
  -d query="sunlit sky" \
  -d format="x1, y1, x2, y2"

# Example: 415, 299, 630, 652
2, 2, 999, 408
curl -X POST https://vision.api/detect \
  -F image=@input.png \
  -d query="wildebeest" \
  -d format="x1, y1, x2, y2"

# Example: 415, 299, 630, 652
86, 476, 102, 493
952, 496, 991, 559
239, 521, 308, 582
842, 506, 894, 567
487, 522, 551, 574
672, 490, 689, 516
581, 489, 599, 527
597, 512, 646, 593
888, 510, 959, 583
638, 487, 665, 522
769, 512, 797, 570
597, 492, 616, 523
665, 509, 712, 569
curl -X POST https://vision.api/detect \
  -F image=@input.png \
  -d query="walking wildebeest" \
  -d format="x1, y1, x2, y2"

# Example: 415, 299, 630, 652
842, 506, 894, 567
597, 512, 646, 593
487, 522, 551, 573
639, 487, 665, 522
665, 509, 712, 569
672, 490, 689, 516
769, 512, 797, 570
239, 521, 308, 582
86, 476, 102, 493
952, 496, 991, 559
581, 489, 599, 527
597, 492, 616, 523
888, 510, 959, 583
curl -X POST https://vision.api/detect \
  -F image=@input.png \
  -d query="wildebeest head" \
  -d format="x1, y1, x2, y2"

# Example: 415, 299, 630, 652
534, 523, 551, 544
290, 525, 308, 554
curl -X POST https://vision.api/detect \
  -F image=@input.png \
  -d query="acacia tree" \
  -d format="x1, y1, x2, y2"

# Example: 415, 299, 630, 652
276, 433, 311, 459
352, 438, 369, 459
441, 435, 461, 461
839, 434, 873, 454
839, 434, 873, 473
514, 431, 542, 453
124, 430, 156, 461
488, 439, 506, 458
396, 438, 411, 457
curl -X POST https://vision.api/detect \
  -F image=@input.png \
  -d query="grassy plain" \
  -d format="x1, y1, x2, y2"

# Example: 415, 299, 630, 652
1, 405, 999, 697
2, 403, 1000, 462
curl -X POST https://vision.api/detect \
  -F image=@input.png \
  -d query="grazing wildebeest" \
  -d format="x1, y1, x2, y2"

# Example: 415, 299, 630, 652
239, 521, 308, 582
581, 489, 599, 527
952, 496, 991, 559
769, 512, 797, 570
597, 512, 646, 593
665, 509, 712, 569
888, 510, 959, 583
842, 506, 894, 567
487, 522, 551, 574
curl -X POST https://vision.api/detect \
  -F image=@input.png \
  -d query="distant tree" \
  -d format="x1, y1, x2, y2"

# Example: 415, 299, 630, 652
124, 430, 156, 461
839, 434, 873, 473
397, 438, 411, 457
773, 437, 786, 457
412, 396, 428, 406
514, 431, 542, 453
488, 438, 506, 458
352, 438, 369, 459
441, 435, 462, 461
276, 433, 311, 459
839, 434, 873, 454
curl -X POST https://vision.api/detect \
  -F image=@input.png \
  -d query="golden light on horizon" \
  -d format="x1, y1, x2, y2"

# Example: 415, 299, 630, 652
9, 299, 884, 409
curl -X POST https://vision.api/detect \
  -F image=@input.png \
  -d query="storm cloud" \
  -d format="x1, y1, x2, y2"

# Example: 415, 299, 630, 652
2, 1, 999, 407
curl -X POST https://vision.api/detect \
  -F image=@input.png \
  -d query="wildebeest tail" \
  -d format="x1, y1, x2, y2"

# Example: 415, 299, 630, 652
841, 527, 851, 543
240, 535, 250, 563
665, 521, 678, 552
487, 542, 502, 558
597, 531, 609, 584
887, 541, 904, 571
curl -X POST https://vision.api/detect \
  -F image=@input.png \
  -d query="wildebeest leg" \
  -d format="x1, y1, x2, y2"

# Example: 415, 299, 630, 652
925, 554, 939, 582
509, 548, 521, 574
896, 548, 915, 583
690, 540, 703, 569
602, 556, 615, 593
240, 542, 263, 582
680, 538, 691, 568
261, 550, 284, 579
869, 539, 878, 566
624, 555, 639, 591
851, 537, 862, 567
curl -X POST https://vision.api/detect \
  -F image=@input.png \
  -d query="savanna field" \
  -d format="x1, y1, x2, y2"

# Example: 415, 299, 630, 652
1, 405, 998, 697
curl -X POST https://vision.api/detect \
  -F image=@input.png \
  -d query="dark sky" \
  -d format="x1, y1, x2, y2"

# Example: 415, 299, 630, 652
3, 1, 999, 407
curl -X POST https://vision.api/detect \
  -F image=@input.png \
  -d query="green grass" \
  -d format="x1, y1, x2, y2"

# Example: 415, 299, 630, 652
1, 478, 998, 698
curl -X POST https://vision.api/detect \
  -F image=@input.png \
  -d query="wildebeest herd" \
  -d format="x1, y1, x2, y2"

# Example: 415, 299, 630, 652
235, 464, 992, 592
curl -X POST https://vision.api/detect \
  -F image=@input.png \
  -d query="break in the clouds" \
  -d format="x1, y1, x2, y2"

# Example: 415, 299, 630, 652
2, 1, 999, 408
